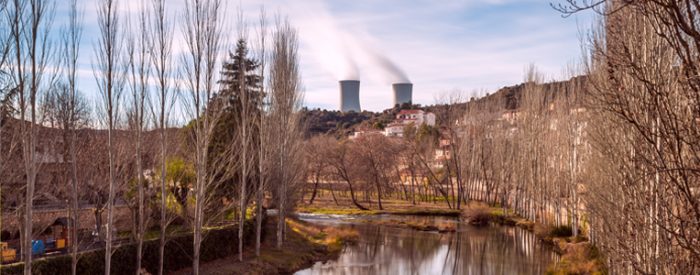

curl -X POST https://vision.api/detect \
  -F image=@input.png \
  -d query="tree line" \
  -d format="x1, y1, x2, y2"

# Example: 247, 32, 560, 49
557, 0, 700, 273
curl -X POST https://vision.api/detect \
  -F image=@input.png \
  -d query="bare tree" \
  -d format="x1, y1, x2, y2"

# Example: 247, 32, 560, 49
327, 140, 368, 210
253, 8, 268, 257
268, 18, 304, 248
7, 0, 55, 273
0, 0, 9, 261
180, 0, 225, 272
148, 0, 174, 273
434, 93, 467, 209
94, 0, 123, 273
304, 135, 334, 204
59, 1, 84, 273
126, 3, 150, 272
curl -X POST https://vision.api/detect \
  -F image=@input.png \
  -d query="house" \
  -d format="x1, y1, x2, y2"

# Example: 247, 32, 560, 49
395, 109, 436, 126
350, 129, 384, 139
384, 123, 405, 137
381, 109, 436, 137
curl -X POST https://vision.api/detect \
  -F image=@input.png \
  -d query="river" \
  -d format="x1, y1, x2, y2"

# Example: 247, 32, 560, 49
295, 214, 558, 275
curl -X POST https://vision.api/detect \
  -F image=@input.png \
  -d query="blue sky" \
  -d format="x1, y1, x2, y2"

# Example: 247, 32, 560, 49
58, 0, 594, 115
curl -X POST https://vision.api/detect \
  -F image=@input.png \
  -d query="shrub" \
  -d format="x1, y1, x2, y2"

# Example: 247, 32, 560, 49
465, 205, 492, 226
550, 225, 573, 238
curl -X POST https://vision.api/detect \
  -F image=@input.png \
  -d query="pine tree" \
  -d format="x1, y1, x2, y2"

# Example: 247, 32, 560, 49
218, 39, 263, 118
209, 38, 263, 213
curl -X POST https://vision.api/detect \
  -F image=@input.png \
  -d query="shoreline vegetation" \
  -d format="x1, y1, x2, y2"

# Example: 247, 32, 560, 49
171, 218, 358, 275
463, 203, 606, 275
296, 196, 606, 275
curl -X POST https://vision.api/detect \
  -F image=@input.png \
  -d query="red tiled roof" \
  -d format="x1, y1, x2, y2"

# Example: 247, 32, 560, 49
398, 109, 422, 115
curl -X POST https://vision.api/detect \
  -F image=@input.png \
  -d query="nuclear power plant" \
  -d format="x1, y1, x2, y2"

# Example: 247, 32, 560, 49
338, 81, 414, 112
339, 80, 361, 112
392, 83, 413, 107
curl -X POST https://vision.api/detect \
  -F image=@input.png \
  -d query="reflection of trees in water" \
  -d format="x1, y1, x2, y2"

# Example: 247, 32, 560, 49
299, 218, 557, 275
441, 225, 556, 274
339, 224, 446, 274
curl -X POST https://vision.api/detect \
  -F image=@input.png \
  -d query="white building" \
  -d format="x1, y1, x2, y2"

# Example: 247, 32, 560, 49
382, 109, 436, 137
395, 109, 436, 126
384, 123, 405, 137
350, 109, 437, 139
350, 129, 384, 139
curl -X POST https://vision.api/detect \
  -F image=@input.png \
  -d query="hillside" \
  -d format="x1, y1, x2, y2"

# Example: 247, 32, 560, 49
300, 105, 422, 137
301, 76, 586, 137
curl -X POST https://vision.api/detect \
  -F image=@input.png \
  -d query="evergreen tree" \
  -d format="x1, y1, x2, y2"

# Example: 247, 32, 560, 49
209, 38, 263, 209
218, 39, 263, 118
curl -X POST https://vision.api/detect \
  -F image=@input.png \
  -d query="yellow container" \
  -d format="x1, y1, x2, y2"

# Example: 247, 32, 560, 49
56, 239, 66, 249
2, 248, 16, 262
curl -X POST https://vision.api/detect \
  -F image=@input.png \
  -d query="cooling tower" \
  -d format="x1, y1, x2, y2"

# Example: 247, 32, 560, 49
339, 80, 361, 112
393, 83, 413, 107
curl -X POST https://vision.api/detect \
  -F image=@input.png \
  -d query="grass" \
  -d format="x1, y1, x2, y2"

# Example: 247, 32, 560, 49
546, 242, 607, 275
296, 206, 381, 216
297, 205, 461, 217
296, 196, 462, 217
287, 219, 359, 252
367, 219, 457, 233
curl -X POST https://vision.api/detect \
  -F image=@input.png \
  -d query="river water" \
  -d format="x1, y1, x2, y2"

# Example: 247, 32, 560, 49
295, 214, 558, 275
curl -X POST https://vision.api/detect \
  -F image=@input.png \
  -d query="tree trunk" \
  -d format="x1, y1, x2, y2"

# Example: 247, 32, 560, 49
309, 178, 319, 204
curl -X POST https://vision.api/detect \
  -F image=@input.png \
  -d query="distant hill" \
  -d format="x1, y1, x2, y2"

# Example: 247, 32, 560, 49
300, 104, 424, 137
466, 75, 586, 111
301, 76, 586, 137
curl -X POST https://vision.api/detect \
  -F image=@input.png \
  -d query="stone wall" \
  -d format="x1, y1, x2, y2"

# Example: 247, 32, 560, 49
1, 205, 133, 235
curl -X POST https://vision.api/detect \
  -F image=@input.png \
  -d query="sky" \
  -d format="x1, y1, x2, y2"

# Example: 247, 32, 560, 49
56, 0, 594, 114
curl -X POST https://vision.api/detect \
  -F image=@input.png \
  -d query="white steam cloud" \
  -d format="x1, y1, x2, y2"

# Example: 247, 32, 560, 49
292, 0, 410, 83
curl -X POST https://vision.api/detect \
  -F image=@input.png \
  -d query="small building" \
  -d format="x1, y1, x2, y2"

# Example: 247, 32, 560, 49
350, 129, 384, 139
384, 123, 405, 137
395, 109, 436, 126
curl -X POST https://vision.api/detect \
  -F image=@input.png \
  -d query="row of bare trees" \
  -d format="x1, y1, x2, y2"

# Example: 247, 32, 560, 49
553, 0, 700, 273
1, 1, 305, 275
453, 69, 587, 235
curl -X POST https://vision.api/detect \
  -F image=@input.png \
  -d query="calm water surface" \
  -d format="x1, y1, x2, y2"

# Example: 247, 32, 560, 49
295, 214, 558, 275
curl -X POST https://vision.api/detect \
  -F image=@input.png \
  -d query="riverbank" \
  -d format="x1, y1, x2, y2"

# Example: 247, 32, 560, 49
363, 218, 457, 233
296, 196, 461, 217
171, 218, 358, 275
463, 202, 606, 275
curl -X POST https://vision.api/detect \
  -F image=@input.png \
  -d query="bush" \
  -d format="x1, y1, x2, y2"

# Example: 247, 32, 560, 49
465, 205, 492, 226
550, 225, 573, 238
1, 219, 260, 275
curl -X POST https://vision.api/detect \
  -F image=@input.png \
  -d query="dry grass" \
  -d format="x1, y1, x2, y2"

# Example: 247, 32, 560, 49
297, 194, 460, 217
368, 219, 457, 233
547, 242, 606, 275
287, 219, 359, 252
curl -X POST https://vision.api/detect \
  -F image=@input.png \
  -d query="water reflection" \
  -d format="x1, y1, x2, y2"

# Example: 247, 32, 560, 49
295, 215, 557, 275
